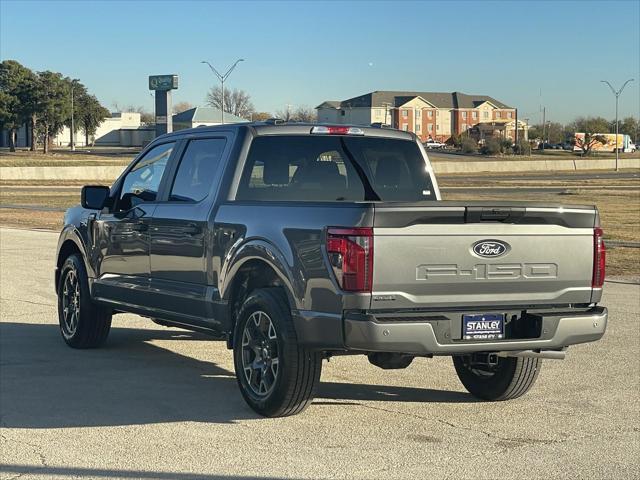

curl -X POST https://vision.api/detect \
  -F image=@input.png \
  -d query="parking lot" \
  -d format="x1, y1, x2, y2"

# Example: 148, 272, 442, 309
0, 227, 638, 479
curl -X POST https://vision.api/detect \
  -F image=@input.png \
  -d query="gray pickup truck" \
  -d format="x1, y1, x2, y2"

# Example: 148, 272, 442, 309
55, 122, 608, 417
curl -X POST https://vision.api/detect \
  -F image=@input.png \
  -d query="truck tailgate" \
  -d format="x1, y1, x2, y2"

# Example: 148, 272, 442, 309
372, 202, 597, 309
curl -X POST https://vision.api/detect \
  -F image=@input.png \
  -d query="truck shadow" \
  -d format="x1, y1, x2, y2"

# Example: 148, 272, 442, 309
0, 321, 475, 429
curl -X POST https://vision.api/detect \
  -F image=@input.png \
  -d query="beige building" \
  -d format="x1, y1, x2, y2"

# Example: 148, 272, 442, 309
317, 91, 527, 143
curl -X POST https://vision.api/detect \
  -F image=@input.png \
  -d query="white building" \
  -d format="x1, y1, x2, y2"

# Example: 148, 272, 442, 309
1, 112, 155, 149
53, 112, 155, 147
172, 107, 247, 131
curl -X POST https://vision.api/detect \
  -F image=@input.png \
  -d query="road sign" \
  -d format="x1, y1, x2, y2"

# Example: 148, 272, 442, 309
149, 75, 178, 91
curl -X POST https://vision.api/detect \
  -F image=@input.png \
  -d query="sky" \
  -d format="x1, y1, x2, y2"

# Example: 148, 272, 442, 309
1, 0, 639, 124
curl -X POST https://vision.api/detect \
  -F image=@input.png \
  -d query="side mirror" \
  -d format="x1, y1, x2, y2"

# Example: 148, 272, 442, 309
81, 185, 110, 210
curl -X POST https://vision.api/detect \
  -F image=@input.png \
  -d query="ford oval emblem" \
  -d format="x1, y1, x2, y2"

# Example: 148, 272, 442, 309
472, 240, 509, 258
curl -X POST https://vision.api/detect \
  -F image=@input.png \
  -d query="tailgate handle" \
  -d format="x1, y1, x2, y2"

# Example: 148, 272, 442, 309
466, 207, 525, 223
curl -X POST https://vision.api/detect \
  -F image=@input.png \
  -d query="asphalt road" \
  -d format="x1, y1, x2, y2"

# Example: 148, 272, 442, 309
1, 228, 638, 480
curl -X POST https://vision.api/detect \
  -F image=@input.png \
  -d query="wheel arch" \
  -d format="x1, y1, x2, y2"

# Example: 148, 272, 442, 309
221, 241, 300, 348
55, 228, 92, 293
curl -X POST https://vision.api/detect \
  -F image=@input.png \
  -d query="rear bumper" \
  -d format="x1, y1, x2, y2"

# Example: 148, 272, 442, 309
342, 306, 607, 355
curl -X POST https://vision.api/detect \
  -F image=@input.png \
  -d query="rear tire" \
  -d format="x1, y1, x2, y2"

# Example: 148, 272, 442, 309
233, 288, 321, 417
452, 355, 541, 401
57, 254, 112, 348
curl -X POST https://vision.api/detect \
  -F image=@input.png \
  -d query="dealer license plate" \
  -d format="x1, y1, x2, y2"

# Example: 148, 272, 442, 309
462, 313, 505, 340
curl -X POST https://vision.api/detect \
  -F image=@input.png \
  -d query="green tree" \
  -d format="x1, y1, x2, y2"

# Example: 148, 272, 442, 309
528, 122, 565, 144
527, 125, 542, 141
618, 117, 639, 143
77, 94, 110, 146
0, 60, 38, 152
461, 137, 477, 154
568, 116, 610, 156
0, 89, 20, 151
480, 137, 501, 155
36, 71, 71, 153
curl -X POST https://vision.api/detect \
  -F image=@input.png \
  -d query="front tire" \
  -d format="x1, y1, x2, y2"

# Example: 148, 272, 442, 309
452, 355, 541, 401
233, 288, 321, 417
57, 254, 112, 348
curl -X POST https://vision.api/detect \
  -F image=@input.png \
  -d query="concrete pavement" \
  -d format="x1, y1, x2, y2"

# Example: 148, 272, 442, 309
1, 228, 639, 479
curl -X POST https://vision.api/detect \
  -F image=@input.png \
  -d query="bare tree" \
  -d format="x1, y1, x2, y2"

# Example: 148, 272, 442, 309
275, 107, 292, 122
173, 101, 194, 114
123, 105, 154, 125
291, 105, 316, 123
275, 105, 316, 123
206, 86, 254, 119
251, 112, 273, 121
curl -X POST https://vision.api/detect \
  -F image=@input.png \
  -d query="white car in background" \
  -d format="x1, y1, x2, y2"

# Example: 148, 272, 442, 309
423, 139, 446, 149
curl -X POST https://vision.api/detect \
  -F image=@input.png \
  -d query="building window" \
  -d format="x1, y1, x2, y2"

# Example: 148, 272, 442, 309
436, 124, 440, 131
402, 124, 409, 131
472, 111, 478, 119
416, 109, 421, 118
507, 111, 512, 118
461, 123, 467, 131
402, 110, 408, 118
341, 110, 345, 116
436, 110, 440, 116
483, 111, 489, 119
427, 124, 433, 132
496, 111, 501, 118
415, 123, 421, 133
462, 111, 467, 119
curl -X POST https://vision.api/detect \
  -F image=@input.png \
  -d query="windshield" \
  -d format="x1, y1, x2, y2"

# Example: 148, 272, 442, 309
236, 135, 435, 202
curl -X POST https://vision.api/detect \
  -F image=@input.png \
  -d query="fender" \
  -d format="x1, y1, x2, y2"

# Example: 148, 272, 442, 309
55, 224, 95, 291
220, 238, 302, 310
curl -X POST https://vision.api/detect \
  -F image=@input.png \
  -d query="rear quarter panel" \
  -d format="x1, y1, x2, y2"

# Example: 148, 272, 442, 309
214, 202, 374, 313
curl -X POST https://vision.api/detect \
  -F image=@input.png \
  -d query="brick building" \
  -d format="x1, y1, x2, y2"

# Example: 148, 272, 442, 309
316, 91, 527, 143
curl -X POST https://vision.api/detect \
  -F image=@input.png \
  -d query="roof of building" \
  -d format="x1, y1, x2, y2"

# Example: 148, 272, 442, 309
173, 107, 247, 124
316, 91, 511, 110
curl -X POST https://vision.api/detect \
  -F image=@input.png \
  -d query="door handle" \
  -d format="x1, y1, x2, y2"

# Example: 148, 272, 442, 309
131, 223, 149, 232
184, 224, 202, 236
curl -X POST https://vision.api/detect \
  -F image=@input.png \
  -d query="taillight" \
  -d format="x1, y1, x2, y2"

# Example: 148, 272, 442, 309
592, 227, 606, 288
326, 227, 373, 292
310, 126, 365, 135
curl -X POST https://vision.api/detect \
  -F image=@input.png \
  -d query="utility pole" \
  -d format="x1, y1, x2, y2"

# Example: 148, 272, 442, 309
514, 108, 518, 152
201, 59, 245, 125
69, 79, 79, 151
601, 79, 634, 171
70, 85, 75, 151
541, 107, 546, 152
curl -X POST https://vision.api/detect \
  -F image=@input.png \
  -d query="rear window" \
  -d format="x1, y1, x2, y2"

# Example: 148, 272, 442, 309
236, 135, 435, 202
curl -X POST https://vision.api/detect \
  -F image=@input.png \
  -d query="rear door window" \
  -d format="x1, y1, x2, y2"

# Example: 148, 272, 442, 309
169, 138, 227, 202
236, 135, 434, 202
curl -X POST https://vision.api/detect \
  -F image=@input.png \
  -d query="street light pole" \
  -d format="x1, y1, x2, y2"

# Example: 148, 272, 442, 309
601, 78, 634, 171
201, 59, 245, 125
70, 85, 75, 151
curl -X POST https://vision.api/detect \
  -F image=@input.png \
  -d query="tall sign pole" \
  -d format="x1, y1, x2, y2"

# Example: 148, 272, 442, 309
149, 74, 179, 137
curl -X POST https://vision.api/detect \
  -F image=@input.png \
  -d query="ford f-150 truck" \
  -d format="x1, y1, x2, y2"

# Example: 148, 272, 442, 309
55, 122, 608, 417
